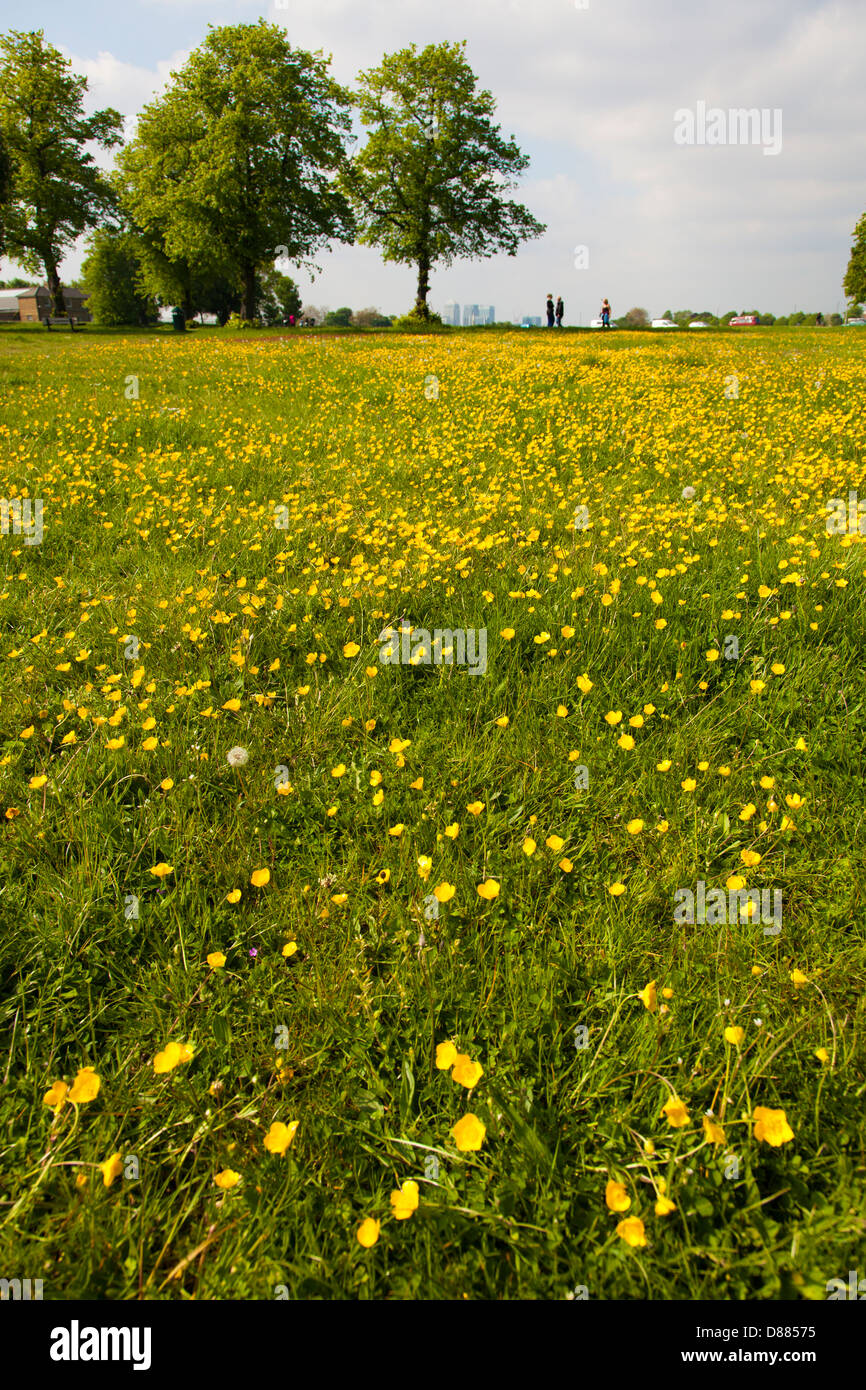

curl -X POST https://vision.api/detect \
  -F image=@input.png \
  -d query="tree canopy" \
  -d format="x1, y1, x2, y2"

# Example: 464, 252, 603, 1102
0, 128, 11, 257
843, 212, 866, 309
116, 21, 354, 320
342, 41, 545, 318
0, 29, 122, 314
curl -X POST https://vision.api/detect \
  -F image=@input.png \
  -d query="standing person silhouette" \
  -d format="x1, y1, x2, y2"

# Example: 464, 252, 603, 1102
546, 293, 555, 328
600, 298, 611, 330
555, 295, 564, 327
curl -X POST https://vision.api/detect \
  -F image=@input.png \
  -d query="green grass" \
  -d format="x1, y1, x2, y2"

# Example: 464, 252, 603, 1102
0, 325, 863, 1300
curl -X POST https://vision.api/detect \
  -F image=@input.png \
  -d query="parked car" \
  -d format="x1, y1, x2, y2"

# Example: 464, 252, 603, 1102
651, 318, 677, 328
688, 320, 709, 329
729, 314, 758, 326
842, 318, 866, 326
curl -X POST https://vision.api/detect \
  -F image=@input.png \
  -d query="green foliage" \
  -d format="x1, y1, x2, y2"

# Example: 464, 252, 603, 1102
342, 41, 545, 317
392, 308, 446, 331
0, 29, 122, 314
351, 307, 392, 327
116, 20, 354, 321
0, 126, 11, 256
80, 228, 158, 326
260, 270, 302, 326
843, 213, 866, 306
323, 306, 354, 327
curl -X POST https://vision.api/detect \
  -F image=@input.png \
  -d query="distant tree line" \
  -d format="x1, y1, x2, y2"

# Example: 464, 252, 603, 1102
0, 25, 544, 326
300, 306, 394, 327
617, 306, 852, 329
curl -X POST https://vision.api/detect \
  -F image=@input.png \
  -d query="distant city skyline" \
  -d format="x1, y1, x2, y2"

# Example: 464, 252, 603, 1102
441, 303, 496, 325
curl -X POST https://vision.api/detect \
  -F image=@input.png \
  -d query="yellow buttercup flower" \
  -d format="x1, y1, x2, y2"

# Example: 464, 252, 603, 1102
263, 1120, 299, 1155
390, 1180, 420, 1220
99, 1153, 124, 1188
356, 1217, 380, 1247
250, 867, 270, 887
616, 1217, 646, 1248
153, 1041, 194, 1074
637, 980, 657, 1012
662, 1096, 690, 1128
214, 1169, 241, 1189
43, 1080, 69, 1114
605, 1180, 631, 1212
436, 1041, 458, 1071
450, 1113, 486, 1151
451, 1055, 484, 1089
753, 1106, 794, 1146
68, 1067, 101, 1104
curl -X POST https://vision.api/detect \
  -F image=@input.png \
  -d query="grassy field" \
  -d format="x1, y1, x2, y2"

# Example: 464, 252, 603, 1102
0, 324, 863, 1301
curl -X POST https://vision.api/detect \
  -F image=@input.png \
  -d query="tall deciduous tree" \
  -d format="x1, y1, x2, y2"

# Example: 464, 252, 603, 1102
342, 41, 545, 319
843, 212, 866, 309
117, 21, 354, 321
0, 30, 122, 314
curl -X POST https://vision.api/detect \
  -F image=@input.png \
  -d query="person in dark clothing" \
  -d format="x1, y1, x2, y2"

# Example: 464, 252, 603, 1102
600, 298, 611, 329
555, 296, 564, 327
815, 312, 824, 326
546, 294, 555, 327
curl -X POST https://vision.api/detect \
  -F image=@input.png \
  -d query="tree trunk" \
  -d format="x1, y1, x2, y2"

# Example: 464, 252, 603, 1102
46, 260, 66, 317
414, 256, 430, 319
240, 265, 257, 321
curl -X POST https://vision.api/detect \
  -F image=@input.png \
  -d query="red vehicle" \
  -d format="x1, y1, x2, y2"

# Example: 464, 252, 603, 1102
729, 314, 758, 326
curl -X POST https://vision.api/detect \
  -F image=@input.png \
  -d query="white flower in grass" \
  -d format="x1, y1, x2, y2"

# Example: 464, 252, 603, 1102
227, 746, 249, 767
681, 486, 696, 501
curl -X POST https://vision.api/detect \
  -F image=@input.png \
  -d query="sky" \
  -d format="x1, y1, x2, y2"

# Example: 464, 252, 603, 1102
2, 0, 864, 322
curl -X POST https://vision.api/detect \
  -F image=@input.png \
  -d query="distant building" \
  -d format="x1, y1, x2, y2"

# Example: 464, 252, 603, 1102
463, 303, 495, 326
0, 285, 91, 323
521, 316, 542, 327
443, 301, 461, 326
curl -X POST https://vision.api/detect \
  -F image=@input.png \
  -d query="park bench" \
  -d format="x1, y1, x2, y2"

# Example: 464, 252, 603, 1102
43, 316, 77, 331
